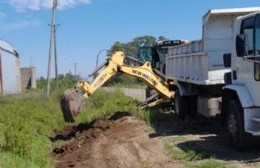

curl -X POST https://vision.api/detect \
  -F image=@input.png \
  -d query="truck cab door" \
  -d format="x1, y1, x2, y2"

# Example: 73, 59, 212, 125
235, 15, 260, 106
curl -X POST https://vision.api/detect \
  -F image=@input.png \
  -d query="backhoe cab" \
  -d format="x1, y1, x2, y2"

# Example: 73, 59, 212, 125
139, 40, 186, 74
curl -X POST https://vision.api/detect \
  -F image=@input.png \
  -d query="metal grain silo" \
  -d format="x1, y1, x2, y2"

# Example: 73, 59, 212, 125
0, 39, 21, 95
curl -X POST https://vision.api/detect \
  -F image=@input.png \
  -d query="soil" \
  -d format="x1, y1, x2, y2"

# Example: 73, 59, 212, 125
52, 111, 260, 168
52, 112, 180, 168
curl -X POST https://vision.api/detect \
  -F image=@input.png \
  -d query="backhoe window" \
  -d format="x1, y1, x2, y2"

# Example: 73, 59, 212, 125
255, 14, 260, 80
139, 47, 152, 63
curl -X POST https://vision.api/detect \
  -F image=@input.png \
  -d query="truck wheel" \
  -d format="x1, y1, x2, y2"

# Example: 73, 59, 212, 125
174, 89, 188, 119
227, 100, 252, 150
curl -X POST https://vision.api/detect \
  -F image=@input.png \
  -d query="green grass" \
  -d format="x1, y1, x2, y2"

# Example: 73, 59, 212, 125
164, 138, 230, 168
76, 89, 135, 123
0, 90, 66, 168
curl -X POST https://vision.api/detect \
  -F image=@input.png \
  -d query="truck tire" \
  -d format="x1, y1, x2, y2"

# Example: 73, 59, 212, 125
227, 100, 252, 150
174, 89, 188, 119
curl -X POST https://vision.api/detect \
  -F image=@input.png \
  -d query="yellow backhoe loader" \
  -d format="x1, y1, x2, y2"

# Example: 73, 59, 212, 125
60, 51, 176, 122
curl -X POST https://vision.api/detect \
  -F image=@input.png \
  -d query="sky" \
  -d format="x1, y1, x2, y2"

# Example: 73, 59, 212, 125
0, 0, 260, 79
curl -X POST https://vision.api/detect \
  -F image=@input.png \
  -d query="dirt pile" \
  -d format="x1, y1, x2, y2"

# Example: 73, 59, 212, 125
52, 112, 180, 168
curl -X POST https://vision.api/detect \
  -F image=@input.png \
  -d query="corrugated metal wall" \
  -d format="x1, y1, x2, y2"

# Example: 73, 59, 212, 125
0, 40, 21, 95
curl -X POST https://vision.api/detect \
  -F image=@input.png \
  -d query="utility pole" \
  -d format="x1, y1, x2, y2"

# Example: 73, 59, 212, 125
54, 24, 60, 90
46, 0, 57, 97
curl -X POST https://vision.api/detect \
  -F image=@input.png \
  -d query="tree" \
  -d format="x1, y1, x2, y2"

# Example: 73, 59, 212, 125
110, 35, 156, 58
158, 36, 167, 41
36, 73, 77, 91
37, 76, 47, 89
131, 36, 156, 47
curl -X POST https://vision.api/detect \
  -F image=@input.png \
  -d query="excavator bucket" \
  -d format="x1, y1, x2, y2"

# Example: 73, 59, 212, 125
60, 87, 85, 123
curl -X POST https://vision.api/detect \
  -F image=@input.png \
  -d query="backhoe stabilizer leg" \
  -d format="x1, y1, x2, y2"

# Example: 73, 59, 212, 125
138, 91, 175, 109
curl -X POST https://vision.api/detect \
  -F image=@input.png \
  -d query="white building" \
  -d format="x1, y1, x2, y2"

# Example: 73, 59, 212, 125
0, 39, 21, 95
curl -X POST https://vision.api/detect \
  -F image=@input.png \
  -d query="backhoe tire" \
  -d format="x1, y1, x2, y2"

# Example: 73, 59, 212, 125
174, 89, 188, 119
227, 100, 253, 150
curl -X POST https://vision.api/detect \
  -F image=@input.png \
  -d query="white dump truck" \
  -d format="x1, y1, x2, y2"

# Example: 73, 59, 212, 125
166, 7, 260, 149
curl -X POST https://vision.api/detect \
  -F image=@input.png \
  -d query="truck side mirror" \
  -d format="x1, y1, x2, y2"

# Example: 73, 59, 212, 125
223, 53, 231, 68
236, 34, 248, 57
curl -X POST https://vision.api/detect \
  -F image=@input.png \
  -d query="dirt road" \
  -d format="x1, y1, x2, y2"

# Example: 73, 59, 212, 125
150, 112, 260, 168
52, 112, 180, 168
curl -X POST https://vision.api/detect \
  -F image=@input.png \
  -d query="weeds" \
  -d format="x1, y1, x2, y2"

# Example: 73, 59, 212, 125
0, 87, 141, 168
0, 90, 66, 168
77, 89, 138, 123
76, 88, 163, 126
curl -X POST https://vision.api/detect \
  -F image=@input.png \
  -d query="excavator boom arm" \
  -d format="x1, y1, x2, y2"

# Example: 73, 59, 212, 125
79, 51, 173, 99
119, 63, 173, 99
77, 52, 124, 98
